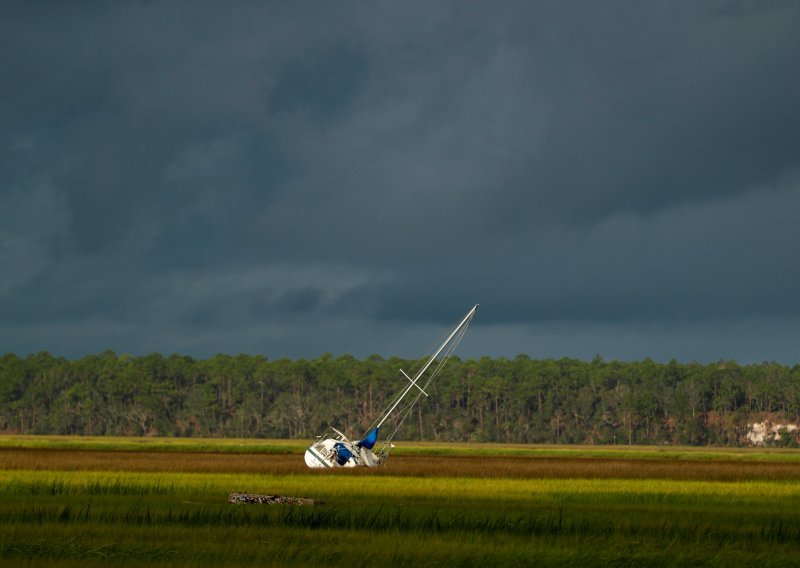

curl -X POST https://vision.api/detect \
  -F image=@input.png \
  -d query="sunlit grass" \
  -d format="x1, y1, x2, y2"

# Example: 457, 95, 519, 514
0, 434, 302, 454
3, 434, 800, 461
2, 437, 800, 566
2, 470, 800, 507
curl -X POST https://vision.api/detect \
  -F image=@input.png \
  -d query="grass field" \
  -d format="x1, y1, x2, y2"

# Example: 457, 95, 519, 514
1, 436, 800, 566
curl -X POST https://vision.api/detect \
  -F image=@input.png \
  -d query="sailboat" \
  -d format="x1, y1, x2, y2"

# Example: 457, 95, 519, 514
304, 304, 478, 468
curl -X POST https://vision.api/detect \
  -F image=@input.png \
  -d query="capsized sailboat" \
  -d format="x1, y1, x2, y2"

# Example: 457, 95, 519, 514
304, 304, 478, 468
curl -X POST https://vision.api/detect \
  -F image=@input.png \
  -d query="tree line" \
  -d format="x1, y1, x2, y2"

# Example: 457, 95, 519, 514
1, 351, 799, 446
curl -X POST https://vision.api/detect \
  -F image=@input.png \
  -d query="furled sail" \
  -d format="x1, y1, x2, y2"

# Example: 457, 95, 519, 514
358, 427, 379, 450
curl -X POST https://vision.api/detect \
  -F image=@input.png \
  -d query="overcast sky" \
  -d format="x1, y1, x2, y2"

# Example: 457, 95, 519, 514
2, 2, 799, 363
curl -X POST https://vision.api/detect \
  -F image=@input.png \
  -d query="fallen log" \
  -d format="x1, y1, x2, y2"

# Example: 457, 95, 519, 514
228, 492, 324, 506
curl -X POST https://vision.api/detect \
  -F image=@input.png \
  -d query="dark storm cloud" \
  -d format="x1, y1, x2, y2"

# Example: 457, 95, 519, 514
1, 2, 799, 362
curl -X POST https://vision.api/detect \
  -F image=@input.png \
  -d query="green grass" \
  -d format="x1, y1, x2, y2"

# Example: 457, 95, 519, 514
2, 470, 800, 566
390, 441, 800, 461
3, 434, 800, 461
2, 436, 800, 566
0, 435, 302, 454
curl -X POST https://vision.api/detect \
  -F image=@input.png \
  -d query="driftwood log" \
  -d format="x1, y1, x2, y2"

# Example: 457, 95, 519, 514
228, 493, 324, 506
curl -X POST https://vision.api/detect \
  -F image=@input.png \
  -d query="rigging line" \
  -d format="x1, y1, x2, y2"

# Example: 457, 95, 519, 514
408, 311, 469, 376
382, 338, 471, 445
420, 314, 473, 391
405, 309, 472, 383
424, 327, 464, 386
369, 342, 446, 434
383, 375, 432, 441
367, 356, 429, 434
366, 383, 406, 432
383, 311, 475, 443
384, 388, 425, 444
375, 306, 477, 445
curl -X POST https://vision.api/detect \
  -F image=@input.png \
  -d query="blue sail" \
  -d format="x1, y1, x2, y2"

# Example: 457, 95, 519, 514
358, 427, 379, 450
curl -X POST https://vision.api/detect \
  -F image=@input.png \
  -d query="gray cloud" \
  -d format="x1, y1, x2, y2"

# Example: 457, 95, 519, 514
1, 2, 799, 362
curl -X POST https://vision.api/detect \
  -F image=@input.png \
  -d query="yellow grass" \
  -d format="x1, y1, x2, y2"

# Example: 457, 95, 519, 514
3, 469, 800, 503
3, 437, 800, 566
3, 434, 800, 461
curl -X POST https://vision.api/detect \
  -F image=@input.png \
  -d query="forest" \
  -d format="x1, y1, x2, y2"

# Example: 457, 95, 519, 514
1, 351, 799, 446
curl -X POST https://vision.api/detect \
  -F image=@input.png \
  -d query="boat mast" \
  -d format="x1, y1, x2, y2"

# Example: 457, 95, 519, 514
375, 304, 478, 430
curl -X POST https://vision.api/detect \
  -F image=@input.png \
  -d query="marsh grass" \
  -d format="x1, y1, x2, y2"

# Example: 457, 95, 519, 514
0, 435, 302, 454
4, 434, 800, 461
3, 448, 800, 482
2, 438, 800, 566
4, 469, 800, 501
